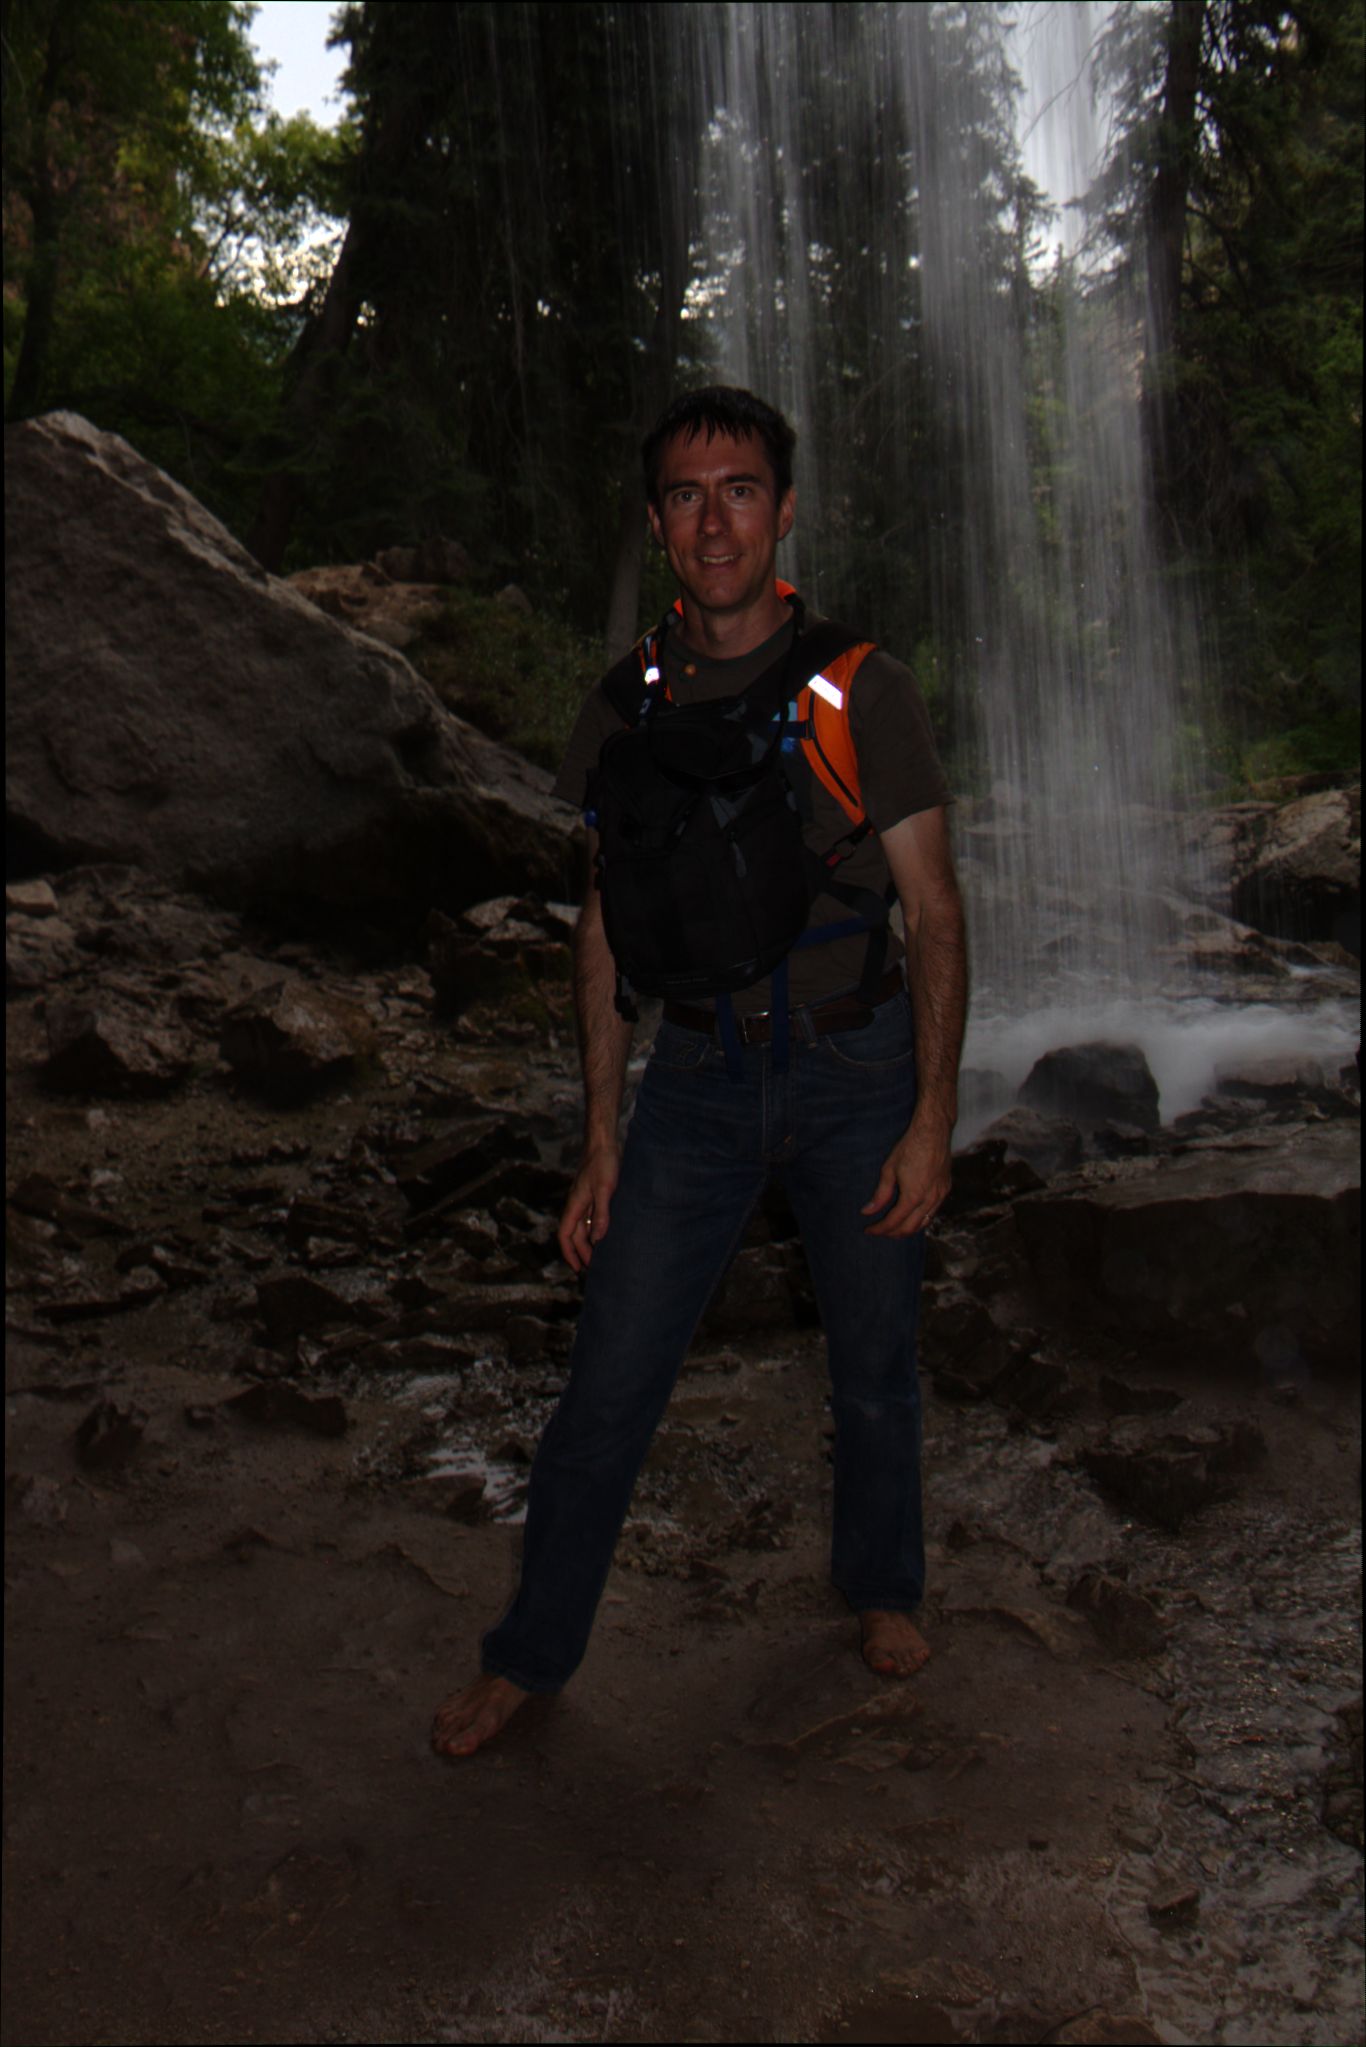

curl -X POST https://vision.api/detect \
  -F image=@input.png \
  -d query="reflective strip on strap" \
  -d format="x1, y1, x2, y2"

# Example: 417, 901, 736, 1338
808, 672, 844, 709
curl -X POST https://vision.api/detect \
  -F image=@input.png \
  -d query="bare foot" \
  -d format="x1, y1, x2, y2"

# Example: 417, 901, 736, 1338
859, 1609, 931, 1679
431, 1673, 529, 1757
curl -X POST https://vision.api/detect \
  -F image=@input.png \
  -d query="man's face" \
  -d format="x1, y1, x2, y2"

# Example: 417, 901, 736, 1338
647, 428, 795, 620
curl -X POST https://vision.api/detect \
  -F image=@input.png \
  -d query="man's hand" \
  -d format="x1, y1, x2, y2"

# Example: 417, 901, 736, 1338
559, 828, 634, 1276
557, 1141, 621, 1273
861, 1113, 952, 1238
867, 806, 966, 1239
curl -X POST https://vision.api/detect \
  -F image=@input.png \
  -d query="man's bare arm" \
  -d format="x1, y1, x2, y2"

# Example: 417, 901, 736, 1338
557, 830, 635, 1273
861, 805, 968, 1237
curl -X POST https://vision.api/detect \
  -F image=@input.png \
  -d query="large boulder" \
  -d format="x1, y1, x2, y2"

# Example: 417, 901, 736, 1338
1181, 785, 1360, 957
1230, 785, 1360, 956
1010, 1122, 1359, 1374
5, 413, 577, 918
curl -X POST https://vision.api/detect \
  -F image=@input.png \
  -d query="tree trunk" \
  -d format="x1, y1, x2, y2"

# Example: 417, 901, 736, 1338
1143, 0, 1204, 503
1148, 0, 1204, 364
604, 471, 649, 663
5, 1, 76, 423
245, 219, 365, 570
601, 209, 692, 656
6, 176, 60, 421
245, 28, 447, 572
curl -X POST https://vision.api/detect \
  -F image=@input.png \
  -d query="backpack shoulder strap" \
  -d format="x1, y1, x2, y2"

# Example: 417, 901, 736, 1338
600, 609, 872, 741
795, 617, 866, 676
793, 629, 877, 826
600, 644, 650, 727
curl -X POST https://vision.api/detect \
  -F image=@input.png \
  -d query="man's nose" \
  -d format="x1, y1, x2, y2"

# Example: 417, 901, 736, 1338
698, 490, 728, 531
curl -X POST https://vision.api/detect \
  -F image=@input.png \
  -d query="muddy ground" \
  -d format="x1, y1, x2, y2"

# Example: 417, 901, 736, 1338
4, 939, 1362, 2047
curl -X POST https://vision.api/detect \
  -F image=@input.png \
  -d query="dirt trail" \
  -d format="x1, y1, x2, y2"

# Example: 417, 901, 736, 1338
2, 1350, 1168, 2045
5, 974, 1362, 2046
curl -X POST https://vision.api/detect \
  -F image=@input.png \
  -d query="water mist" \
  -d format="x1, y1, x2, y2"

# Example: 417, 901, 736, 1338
661, 1, 1354, 1122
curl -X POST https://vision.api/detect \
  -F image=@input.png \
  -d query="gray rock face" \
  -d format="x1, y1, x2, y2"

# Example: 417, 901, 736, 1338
1231, 786, 1361, 955
5, 413, 577, 917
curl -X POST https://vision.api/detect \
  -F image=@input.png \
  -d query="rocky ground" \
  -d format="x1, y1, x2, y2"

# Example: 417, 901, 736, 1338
4, 867, 1363, 2047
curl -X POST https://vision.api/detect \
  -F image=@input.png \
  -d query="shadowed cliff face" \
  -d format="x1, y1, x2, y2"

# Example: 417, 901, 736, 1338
5, 413, 577, 923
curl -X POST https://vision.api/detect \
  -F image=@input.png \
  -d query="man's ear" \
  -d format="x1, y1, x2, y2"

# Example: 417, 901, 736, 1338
646, 501, 665, 548
777, 488, 796, 543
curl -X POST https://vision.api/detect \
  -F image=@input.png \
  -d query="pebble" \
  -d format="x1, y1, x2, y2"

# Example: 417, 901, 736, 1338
1147, 1881, 1201, 1926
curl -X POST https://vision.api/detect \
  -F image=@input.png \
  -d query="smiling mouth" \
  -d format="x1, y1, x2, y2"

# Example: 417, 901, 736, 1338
698, 554, 740, 565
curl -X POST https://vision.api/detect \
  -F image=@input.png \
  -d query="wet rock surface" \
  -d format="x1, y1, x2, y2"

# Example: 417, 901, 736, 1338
3, 861, 1362, 2047
1020, 1040, 1162, 1133
952, 788, 1361, 1012
1229, 784, 1361, 955
1005, 1123, 1359, 1372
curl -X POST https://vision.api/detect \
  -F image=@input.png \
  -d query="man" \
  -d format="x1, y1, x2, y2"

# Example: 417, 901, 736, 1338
432, 386, 966, 1758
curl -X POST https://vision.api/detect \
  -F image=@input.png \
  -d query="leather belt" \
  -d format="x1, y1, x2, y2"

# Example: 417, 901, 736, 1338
663, 965, 903, 1046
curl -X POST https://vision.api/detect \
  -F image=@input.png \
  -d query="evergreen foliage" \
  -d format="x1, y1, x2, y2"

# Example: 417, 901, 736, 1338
1093, 0, 1363, 781
2, 0, 344, 528
2, 0, 1359, 788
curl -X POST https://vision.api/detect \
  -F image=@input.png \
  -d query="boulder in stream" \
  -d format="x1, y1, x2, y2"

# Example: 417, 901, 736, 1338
1019, 1041, 1160, 1132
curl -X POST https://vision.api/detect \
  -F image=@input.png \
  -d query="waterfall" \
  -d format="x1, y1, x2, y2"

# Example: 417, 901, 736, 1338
664, 0, 1211, 1018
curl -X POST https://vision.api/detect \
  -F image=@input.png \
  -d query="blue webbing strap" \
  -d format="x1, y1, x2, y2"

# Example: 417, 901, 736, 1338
770, 956, 790, 1077
791, 915, 875, 950
715, 990, 744, 1081
718, 916, 881, 1084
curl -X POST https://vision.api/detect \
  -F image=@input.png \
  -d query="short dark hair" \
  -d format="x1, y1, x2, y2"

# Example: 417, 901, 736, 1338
642, 386, 796, 509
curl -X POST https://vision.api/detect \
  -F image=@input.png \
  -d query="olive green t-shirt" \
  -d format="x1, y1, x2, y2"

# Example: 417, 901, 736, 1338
551, 611, 951, 1014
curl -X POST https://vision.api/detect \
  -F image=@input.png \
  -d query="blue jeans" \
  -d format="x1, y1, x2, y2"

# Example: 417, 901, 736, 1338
481, 988, 926, 1693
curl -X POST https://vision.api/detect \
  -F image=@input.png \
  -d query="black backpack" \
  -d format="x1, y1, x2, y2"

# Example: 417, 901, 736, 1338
586, 599, 889, 1017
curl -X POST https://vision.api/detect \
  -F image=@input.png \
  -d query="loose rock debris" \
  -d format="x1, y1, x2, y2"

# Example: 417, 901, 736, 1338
3, 858, 1361, 2047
